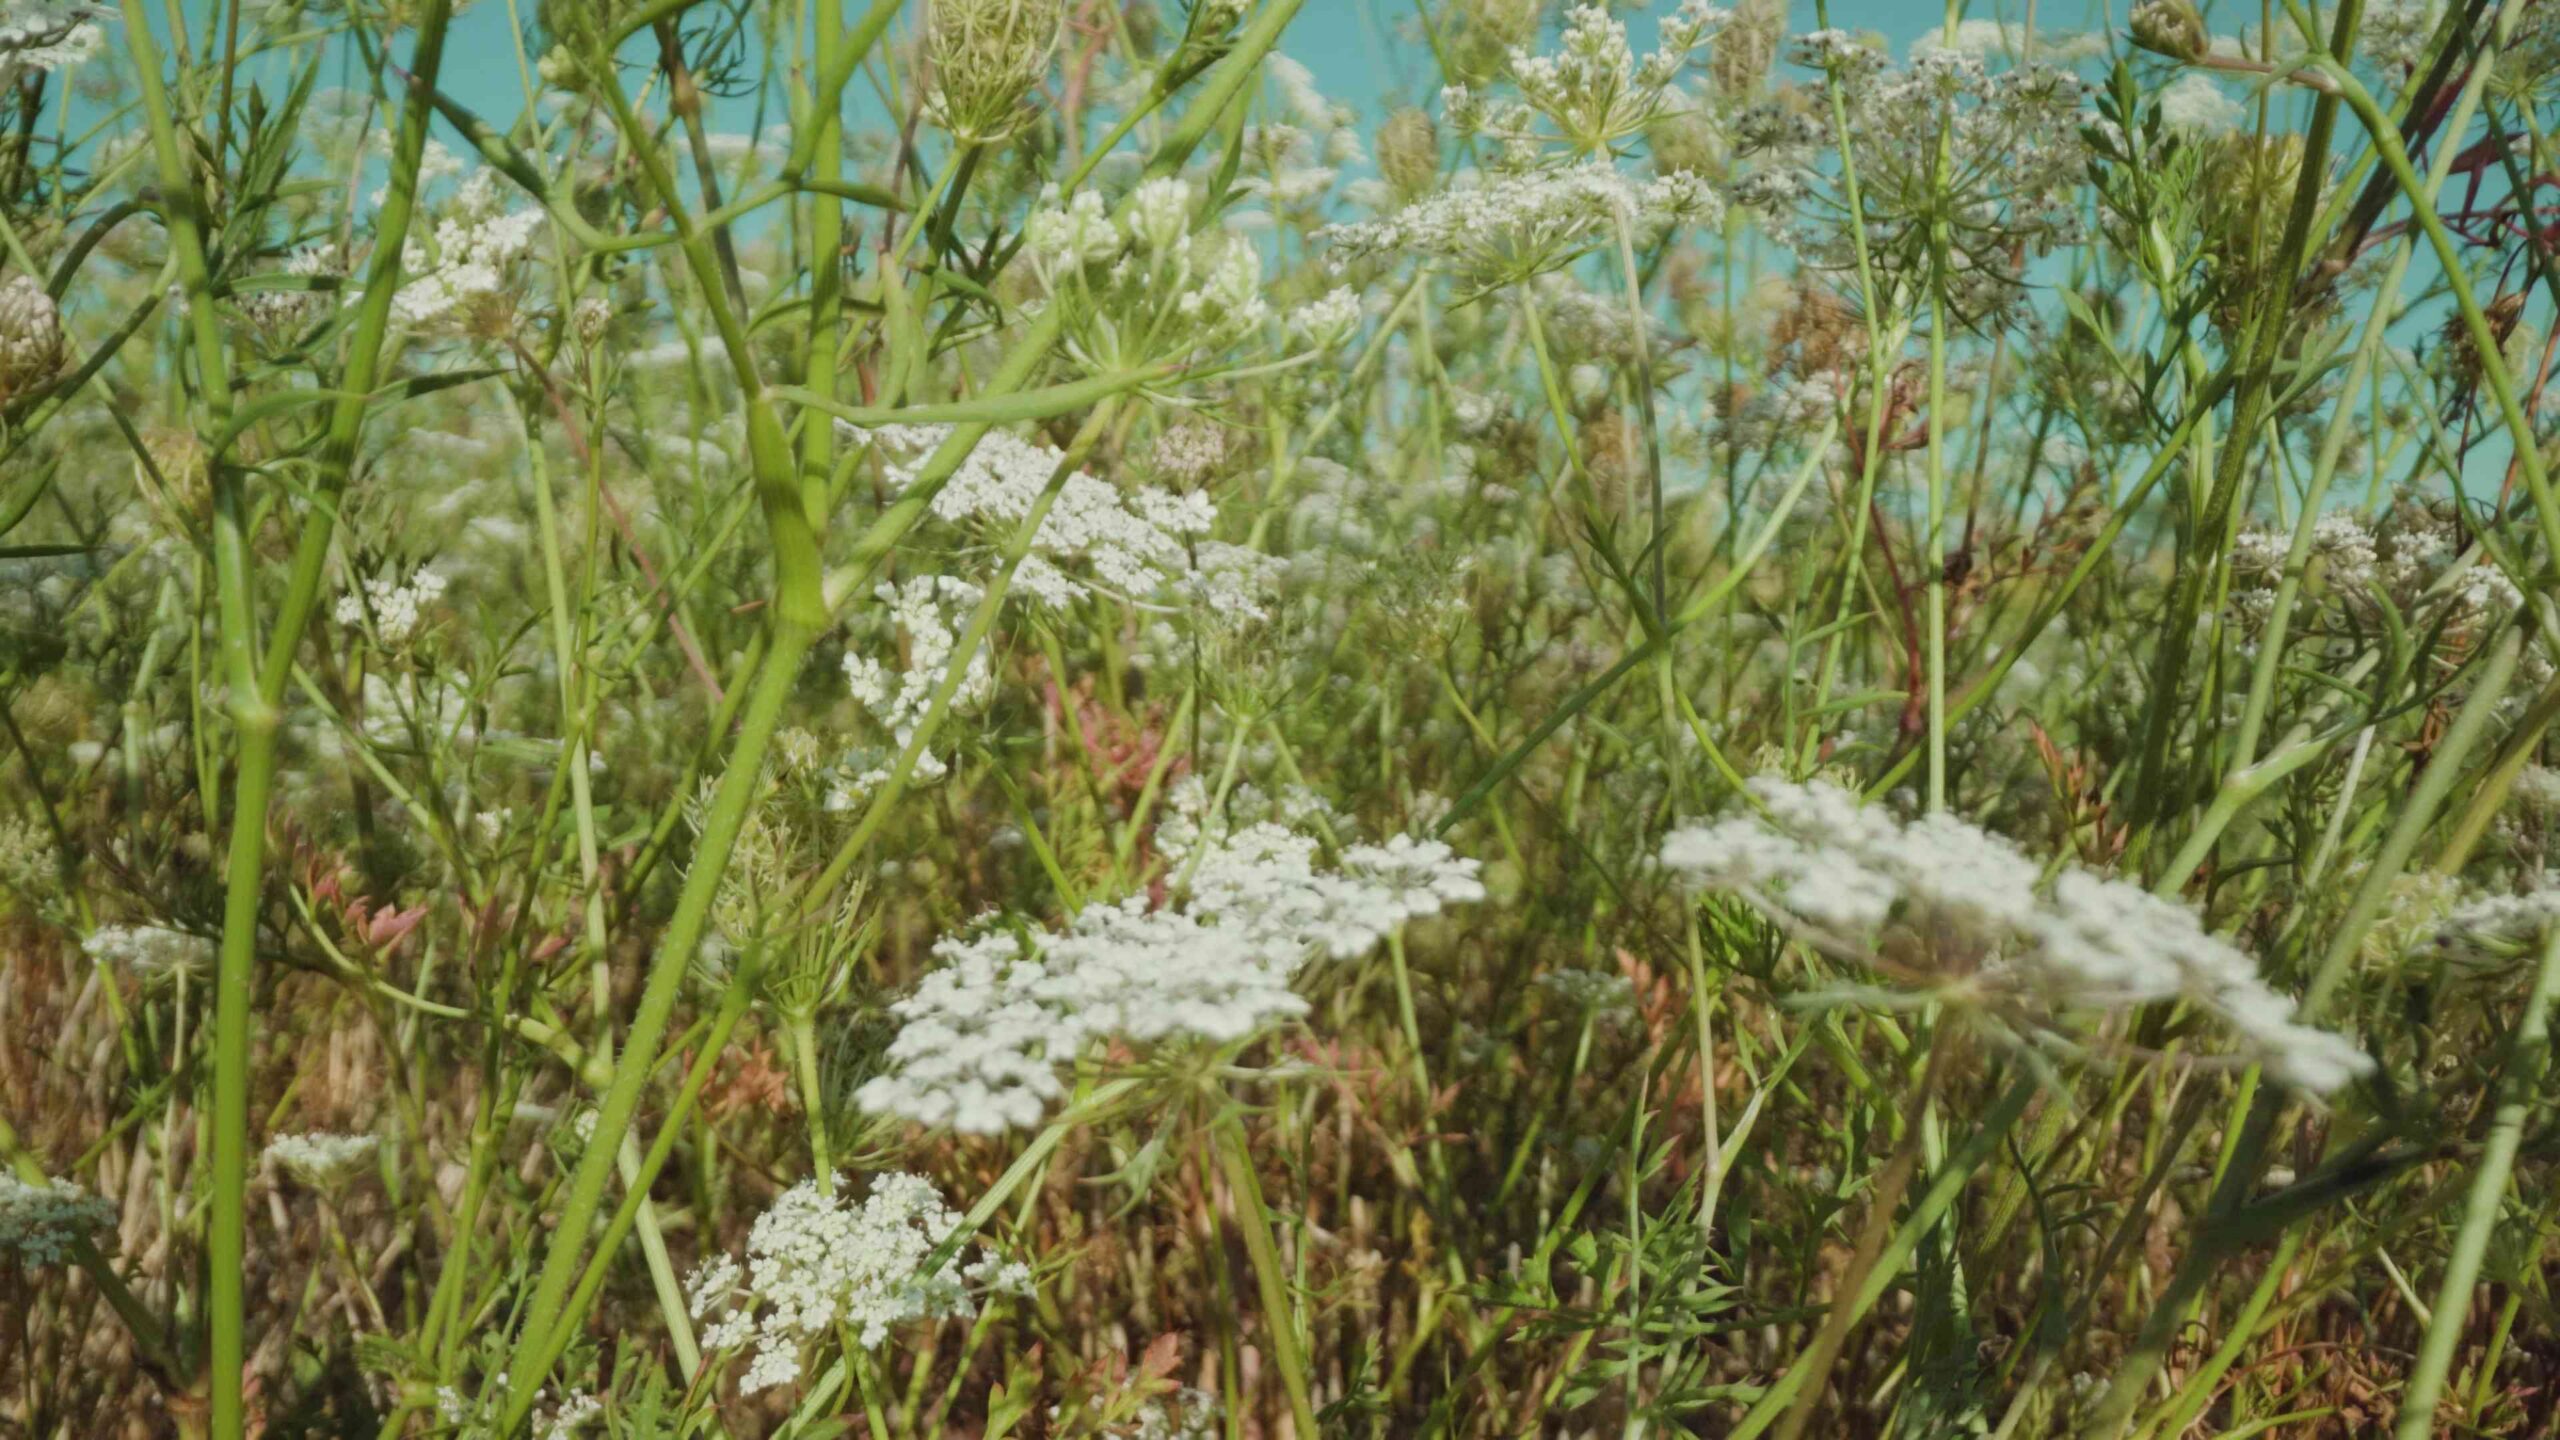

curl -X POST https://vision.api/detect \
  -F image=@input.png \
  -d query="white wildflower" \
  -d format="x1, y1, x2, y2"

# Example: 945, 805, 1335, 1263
0, 1172, 114, 1265
263, 1131, 379, 1189
687, 1172, 1004, 1393
1660, 779, 2371, 1091
335, 566, 448, 644
0, 2, 105, 79
1319, 160, 1718, 288
83, 924, 214, 983
859, 813, 1485, 1133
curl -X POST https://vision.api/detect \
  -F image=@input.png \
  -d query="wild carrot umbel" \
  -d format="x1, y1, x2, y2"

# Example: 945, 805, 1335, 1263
13, 2, 2560, 1438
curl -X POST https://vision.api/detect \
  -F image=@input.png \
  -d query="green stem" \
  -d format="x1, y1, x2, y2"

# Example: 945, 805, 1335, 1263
2392, 921, 2560, 1439
1212, 1108, 1322, 1439
499, 617, 816, 1425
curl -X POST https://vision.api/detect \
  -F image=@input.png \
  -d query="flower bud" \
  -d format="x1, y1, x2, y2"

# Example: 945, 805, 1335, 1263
2129, 0, 2210, 62
0, 274, 64, 405
1377, 108, 1439, 200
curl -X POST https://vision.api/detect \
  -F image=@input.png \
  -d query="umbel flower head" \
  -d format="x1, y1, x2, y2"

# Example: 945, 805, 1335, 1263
0, 1172, 114, 1266
264, 1131, 380, 1191
857, 801, 1486, 1134
0, 272, 64, 405
1319, 159, 1718, 292
687, 1172, 1029, 1393
924, 0, 1064, 146
1659, 779, 2371, 1092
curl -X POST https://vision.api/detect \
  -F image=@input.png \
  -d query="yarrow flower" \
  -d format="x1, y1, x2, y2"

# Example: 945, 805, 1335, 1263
687, 1172, 1027, 1393
1659, 779, 2371, 1091
858, 798, 1486, 1133
0, 1172, 114, 1266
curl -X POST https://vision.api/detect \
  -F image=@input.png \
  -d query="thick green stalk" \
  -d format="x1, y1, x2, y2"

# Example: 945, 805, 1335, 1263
2392, 921, 2560, 1438
120, 5, 443, 1433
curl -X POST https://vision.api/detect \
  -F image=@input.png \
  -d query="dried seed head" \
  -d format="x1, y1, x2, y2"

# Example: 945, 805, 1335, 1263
1708, 0, 1787, 103
1377, 107, 1439, 200
924, 0, 1064, 147
0, 274, 64, 404
134, 425, 211, 538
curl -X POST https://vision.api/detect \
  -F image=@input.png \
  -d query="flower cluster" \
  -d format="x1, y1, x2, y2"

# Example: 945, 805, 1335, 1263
264, 1131, 379, 1189
1444, 2, 1730, 158
858, 424, 1219, 608
238, 243, 343, 339
82, 923, 214, 983
1319, 160, 1718, 290
922, 0, 1063, 145
1659, 779, 2371, 1091
0, 2, 103, 80
1747, 40, 2088, 323
392, 171, 544, 329
436, 1376, 599, 1439
2431, 887, 2560, 964
1021, 176, 1283, 372
0, 1172, 114, 1266
336, 566, 448, 644
838, 574, 993, 803
687, 1172, 1026, 1393
858, 806, 1485, 1133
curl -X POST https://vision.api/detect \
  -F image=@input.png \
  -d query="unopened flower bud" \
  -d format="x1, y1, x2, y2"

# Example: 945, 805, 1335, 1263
1378, 108, 1439, 200
2129, 0, 2210, 62
0, 274, 64, 405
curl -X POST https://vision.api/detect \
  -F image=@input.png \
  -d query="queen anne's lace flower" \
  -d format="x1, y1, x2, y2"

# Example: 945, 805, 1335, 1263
2432, 888, 2560, 962
1661, 779, 2371, 1091
688, 1172, 1020, 1393
0, 1172, 114, 1265
859, 805, 1486, 1133
83, 923, 214, 982
838, 572, 992, 804
336, 567, 447, 644
1446, 2, 1729, 158
264, 1131, 379, 1189
0, 3, 104, 80
1320, 161, 1718, 289
392, 171, 542, 327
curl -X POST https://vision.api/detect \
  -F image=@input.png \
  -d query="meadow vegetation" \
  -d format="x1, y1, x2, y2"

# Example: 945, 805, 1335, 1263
4, 0, 2560, 1435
